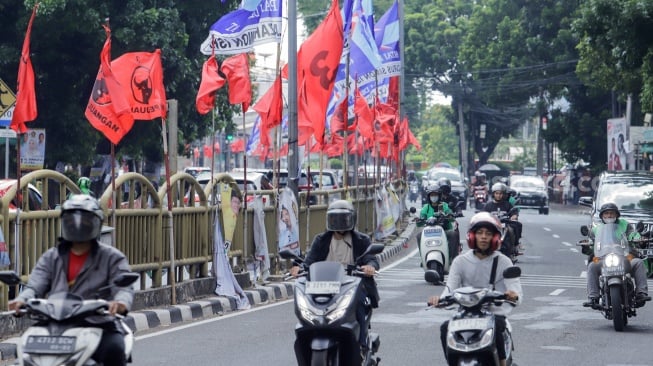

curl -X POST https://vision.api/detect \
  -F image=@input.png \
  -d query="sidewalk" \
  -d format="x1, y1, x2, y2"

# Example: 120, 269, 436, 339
0, 221, 417, 361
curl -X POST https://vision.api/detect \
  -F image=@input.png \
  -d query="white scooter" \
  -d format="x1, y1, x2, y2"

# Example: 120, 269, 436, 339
0, 271, 139, 366
411, 207, 462, 284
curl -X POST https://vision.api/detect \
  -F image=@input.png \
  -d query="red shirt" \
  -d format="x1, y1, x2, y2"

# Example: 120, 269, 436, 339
68, 251, 90, 286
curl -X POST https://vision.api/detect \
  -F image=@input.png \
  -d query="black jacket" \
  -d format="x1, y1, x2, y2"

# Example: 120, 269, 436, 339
483, 200, 513, 214
304, 230, 380, 308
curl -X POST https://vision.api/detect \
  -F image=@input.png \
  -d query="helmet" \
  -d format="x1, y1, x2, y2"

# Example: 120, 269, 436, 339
599, 202, 620, 221
77, 177, 92, 195
425, 184, 441, 196
61, 194, 103, 242
326, 199, 356, 232
466, 212, 502, 251
491, 182, 508, 194
499, 177, 509, 185
437, 177, 452, 195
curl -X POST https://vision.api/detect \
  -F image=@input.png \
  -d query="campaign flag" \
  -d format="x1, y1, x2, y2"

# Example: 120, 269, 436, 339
295, 0, 343, 145
112, 50, 167, 120
200, 0, 283, 55
85, 25, 135, 145
408, 126, 421, 151
246, 116, 261, 154
374, 0, 401, 102
253, 74, 283, 129
221, 53, 252, 112
196, 55, 226, 114
10, 4, 39, 134
354, 88, 374, 140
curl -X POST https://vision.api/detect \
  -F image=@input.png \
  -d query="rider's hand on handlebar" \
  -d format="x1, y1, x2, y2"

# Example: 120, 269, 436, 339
360, 265, 376, 277
108, 301, 128, 316
8, 300, 25, 316
289, 266, 301, 278
427, 296, 440, 307
504, 290, 519, 302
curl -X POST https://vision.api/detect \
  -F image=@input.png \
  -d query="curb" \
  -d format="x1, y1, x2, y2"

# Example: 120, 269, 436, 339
0, 222, 417, 361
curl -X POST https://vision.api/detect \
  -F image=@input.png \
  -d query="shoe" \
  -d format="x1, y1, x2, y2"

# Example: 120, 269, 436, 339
636, 293, 651, 307
583, 297, 599, 309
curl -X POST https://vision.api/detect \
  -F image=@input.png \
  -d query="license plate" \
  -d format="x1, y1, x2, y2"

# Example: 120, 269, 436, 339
602, 265, 624, 275
423, 227, 443, 236
24, 336, 76, 354
448, 318, 491, 331
305, 281, 340, 295
638, 248, 653, 257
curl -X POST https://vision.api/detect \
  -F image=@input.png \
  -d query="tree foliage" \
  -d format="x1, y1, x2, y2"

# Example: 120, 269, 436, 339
0, 0, 238, 169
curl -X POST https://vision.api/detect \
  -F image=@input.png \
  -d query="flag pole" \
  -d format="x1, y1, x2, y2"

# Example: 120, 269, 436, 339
241, 109, 248, 263
161, 112, 176, 305
110, 143, 117, 246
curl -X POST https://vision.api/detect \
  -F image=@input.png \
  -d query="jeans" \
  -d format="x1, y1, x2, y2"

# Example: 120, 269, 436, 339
587, 257, 648, 298
440, 315, 507, 360
92, 330, 126, 366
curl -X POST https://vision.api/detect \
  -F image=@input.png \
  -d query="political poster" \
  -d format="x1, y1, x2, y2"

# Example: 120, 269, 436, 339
607, 118, 627, 171
375, 186, 395, 240
251, 196, 270, 282
220, 182, 242, 249
278, 187, 300, 255
212, 208, 250, 309
20, 128, 45, 171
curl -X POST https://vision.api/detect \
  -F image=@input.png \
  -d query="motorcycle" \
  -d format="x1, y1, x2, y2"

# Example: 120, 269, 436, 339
412, 207, 463, 284
472, 184, 488, 211
408, 181, 420, 203
630, 227, 653, 278
577, 223, 639, 331
279, 243, 385, 366
490, 208, 521, 263
0, 271, 139, 366
428, 267, 521, 366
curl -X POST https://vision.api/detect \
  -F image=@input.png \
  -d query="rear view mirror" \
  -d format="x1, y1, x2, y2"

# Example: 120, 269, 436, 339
636, 220, 645, 233
409, 207, 416, 214
113, 272, 140, 287
503, 266, 521, 279
0, 271, 22, 286
580, 225, 589, 236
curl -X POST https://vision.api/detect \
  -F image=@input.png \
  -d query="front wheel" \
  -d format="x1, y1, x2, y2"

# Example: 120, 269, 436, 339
311, 348, 339, 366
610, 286, 626, 332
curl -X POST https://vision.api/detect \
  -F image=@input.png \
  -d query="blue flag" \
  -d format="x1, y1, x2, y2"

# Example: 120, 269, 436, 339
373, 0, 400, 102
200, 0, 283, 55
246, 116, 261, 154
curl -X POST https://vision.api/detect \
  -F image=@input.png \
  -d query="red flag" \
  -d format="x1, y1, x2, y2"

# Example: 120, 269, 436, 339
408, 127, 422, 151
387, 76, 400, 110
325, 133, 344, 157
230, 138, 245, 153
196, 55, 225, 115
85, 25, 135, 145
111, 50, 167, 120
329, 97, 348, 134
354, 89, 374, 140
295, 0, 343, 145
10, 4, 39, 134
253, 75, 283, 129
397, 116, 410, 151
221, 53, 252, 112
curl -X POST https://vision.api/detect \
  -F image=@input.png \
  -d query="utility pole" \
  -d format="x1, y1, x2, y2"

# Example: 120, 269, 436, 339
287, 0, 299, 200
458, 98, 468, 178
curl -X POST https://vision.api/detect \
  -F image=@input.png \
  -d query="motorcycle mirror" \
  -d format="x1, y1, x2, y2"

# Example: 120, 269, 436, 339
278, 249, 300, 261
636, 220, 645, 233
113, 272, 140, 287
503, 266, 521, 279
0, 271, 22, 286
580, 225, 589, 236
409, 207, 416, 214
424, 270, 440, 283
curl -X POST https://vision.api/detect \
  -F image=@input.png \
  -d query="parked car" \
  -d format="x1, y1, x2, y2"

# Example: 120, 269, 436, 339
421, 168, 468, 209
579, 171, 653, 227
0, 179, 44, 211
183, 166, 211, 178
510, 175, 549, 214
309, 170, 341, 202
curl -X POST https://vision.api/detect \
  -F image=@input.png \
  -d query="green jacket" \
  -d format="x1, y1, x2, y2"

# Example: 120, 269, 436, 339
420, 202, 453, 230
588, 218, 640, 256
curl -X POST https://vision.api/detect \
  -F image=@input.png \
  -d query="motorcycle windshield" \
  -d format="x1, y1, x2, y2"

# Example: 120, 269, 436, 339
593, 223, 629, 258
309, 261, 345, 282
44, 292, 85, 321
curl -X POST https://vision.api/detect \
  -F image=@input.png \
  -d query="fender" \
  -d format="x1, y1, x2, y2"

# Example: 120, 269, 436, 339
311, 337, 336, 351
425, 250, 445, 265
607, 277, 624, 287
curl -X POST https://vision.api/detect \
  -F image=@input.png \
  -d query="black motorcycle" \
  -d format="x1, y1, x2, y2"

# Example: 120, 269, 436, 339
429, 267, 521, 366
578, 223, 638, 331
280, 243, 385, 366
490, 208, 521, 263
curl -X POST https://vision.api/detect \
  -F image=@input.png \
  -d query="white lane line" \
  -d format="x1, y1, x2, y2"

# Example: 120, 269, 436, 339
562, 241, 572, 246
552, 234, 560, 239
580, 271, 587, 278
543, 227, 552, 232
549, 289, 565, 296
570, 248, 579, 253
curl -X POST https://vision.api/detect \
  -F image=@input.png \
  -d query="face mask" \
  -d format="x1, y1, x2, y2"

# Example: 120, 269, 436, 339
603, 217, 616, 224
430, 196, 439, 203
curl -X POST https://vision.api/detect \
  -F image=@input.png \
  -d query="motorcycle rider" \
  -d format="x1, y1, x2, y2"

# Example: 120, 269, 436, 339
418, 184, 459, 261
289, 199, 379, 356
428, 212, 522, 366
8, 194, 133, 366
583, 203, 651, 308
438, 177, 459, 211
499, 177, 517, 206
483, 182, 523, 250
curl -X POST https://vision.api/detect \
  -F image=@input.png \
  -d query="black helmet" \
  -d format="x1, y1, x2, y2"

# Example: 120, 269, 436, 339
326, 199, 356, 232
437, 177, 452, 195
599, 202, 620, 221
61, 194, 104, 242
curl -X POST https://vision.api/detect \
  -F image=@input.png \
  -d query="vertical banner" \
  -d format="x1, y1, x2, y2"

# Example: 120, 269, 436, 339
375, 186, 395, 240
19, 128, 45, 170
278, 187, 300, 255
212, 210, 250, 309
220, 182, 241, 248
0, 226, 10, 268
607, 118, 627, 171
251, 196, 270, 282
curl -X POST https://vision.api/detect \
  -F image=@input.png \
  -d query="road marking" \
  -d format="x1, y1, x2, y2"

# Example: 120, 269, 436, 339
541, 346, 575, 351
553, 234, 560, 239
549, 289, 565, 296
543, 227, 552, 231
570, 248, 579, 253
562, 241, 572, 246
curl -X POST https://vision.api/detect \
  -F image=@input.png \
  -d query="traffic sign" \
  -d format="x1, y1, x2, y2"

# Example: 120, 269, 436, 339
0, 129, 16, 138
0, 78, 16, 117
0, 105, 14, 127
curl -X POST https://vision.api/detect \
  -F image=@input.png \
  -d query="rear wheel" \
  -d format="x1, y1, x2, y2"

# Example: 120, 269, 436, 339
427, 261, 444, 284
610, 286, 626, 331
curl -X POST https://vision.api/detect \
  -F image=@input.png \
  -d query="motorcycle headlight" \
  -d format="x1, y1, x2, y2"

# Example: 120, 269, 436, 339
296, 291, 320, 324
605, 253, 621, 267
453, 288, 488, 307
326, 287, 356, 323
426, 239, 442, 247
479, 328, 494, 348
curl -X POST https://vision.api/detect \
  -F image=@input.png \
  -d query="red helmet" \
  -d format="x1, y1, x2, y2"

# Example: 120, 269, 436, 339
466, 212, 501, 251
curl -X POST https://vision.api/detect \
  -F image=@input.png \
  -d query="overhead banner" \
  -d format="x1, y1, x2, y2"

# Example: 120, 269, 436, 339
200, 0, 283, 55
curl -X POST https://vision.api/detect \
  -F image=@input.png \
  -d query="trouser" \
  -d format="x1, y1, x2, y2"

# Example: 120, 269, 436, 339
507, 220, 522, 243
440, 315, 508, 361
356, 289, 370, 348
93, 330, 126, 366
587, 257, 649, 298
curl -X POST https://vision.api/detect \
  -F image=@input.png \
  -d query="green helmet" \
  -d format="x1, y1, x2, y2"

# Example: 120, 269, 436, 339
77, 177, 91, 195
